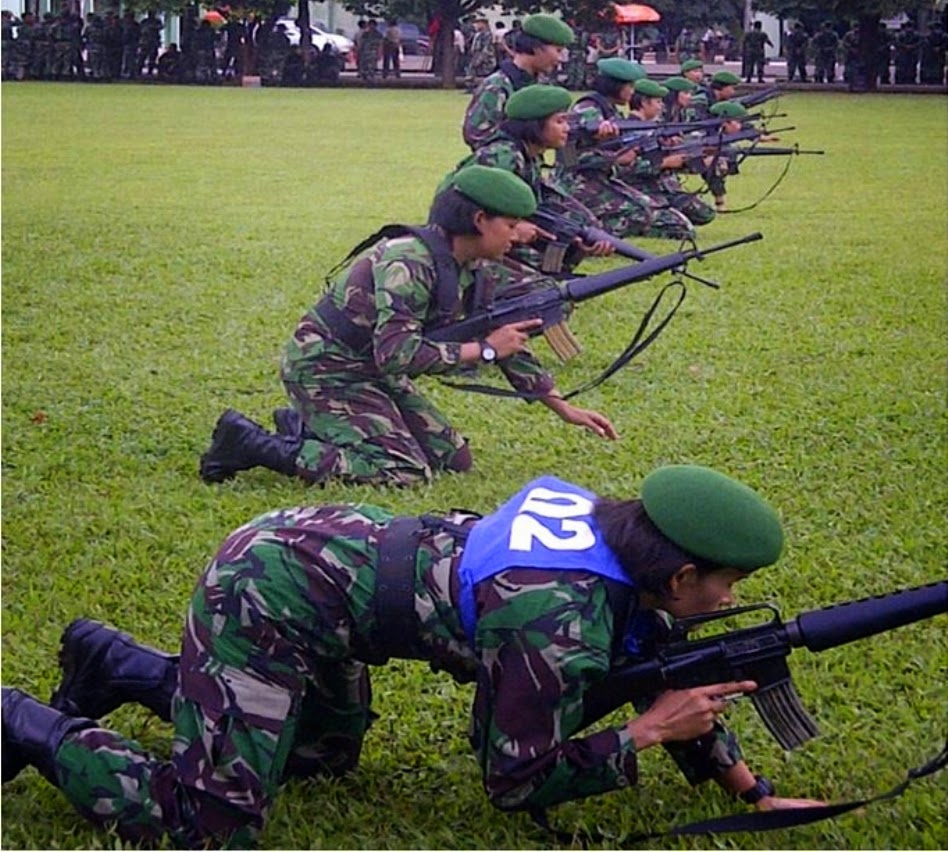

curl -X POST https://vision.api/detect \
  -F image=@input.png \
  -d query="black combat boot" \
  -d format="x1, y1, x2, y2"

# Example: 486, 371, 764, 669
199, 409, 302, 483
2, 687, 97, 784
50, 619, 178, 722
272, 406, 304, 439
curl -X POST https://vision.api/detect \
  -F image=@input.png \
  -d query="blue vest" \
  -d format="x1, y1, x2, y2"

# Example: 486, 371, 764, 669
457, 476, 634, 646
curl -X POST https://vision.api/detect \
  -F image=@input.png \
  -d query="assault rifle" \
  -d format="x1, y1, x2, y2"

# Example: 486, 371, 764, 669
528, 205, 721, 287
734, 143, 825, 160
580, 581, 948, 750
427, 232, 761, 351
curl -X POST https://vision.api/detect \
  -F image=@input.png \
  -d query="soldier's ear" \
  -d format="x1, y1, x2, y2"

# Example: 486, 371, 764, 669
472, 208, 490, 235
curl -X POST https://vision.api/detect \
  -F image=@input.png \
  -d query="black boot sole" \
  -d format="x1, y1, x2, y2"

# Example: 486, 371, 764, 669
50, 619, 120, 719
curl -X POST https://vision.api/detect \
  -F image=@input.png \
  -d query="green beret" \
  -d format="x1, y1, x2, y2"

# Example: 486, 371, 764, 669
451, 165, 537, 218
641, 465, 784, 570
709, 99, 748, 118
633, 78, 668, 98
505, 84, 572, 120
521, 13, 574, 46
712, 70, 741, 86
596, 57, 646, 82
680, 59, 704, 72
663, 75, 698, 92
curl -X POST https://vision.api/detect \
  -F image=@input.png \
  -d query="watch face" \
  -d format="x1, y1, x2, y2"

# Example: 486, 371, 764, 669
482, 344, 497, 362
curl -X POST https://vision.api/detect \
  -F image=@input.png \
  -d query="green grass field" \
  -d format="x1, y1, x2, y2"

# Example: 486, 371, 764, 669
1, 82, 946, 849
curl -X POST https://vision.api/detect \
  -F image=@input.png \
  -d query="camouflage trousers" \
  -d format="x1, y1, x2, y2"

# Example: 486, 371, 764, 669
51, 505, 382, 847
618, 171, 713, 237
282, 371, 470, 487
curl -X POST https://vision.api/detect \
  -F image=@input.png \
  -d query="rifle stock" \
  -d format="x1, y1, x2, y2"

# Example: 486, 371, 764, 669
582, 581, 947, 750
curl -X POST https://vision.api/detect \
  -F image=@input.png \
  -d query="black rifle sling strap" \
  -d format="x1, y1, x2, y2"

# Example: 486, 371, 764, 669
437, 280, 687, 401
530, 736, 948, 847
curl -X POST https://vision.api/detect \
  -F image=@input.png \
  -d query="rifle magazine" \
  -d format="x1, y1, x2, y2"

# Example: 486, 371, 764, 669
541, 243, 568, 275
543, 321, 582, 362
751, 680, 820, 750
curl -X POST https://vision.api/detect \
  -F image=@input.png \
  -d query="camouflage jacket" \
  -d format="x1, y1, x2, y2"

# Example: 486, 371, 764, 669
282, 229, 554, 398
563, 94, 624, 175
198, 503, 742, 813
462, 59, 536, 150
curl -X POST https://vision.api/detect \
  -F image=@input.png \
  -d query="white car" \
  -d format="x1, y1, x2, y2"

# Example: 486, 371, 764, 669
276, 18, 354, 54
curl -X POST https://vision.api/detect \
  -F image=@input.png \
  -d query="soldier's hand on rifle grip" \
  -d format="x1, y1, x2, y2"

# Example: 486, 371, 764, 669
661, 153, 687, 170
578, 238, 615, 257
594, 120, 621, 140
614, 147, 639, 166
485, 318, 543, 359
627, 680, 757, 749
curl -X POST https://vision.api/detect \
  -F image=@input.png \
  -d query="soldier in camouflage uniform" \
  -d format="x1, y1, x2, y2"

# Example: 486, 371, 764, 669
462, 13, 574, 151
555, 59, 679, 241
811, 21, 839, 84
83, 14, 108, 81
448, 86, 617, 274
31, 14, 54, 80
138, 9, 163, 77
198, 166, 615, 488
612, 79, 705, 238
785, 23, 809, 83
2, 11, 17, 79
10, 12, 34, 80
2, 465, 824, 846
893, 22, 921, 84
358, 18, 383, 82
465, 18, 495, 90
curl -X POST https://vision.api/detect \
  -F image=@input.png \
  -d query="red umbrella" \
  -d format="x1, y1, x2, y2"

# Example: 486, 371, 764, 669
612, 3, 661, 25
203, 9, 226, 27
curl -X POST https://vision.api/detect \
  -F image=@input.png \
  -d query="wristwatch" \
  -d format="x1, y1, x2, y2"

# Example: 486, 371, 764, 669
479, 340, 497, 364
739, 774, 775, 805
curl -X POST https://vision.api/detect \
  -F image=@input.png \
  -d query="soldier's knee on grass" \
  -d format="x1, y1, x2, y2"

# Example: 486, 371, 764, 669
444, 442, 474, 473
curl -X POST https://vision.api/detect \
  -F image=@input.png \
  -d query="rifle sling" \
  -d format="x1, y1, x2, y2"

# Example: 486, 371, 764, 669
530, 736, 948, 846
436, 280, 687, 401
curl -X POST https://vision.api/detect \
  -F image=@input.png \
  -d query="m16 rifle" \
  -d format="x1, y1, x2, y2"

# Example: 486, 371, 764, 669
428, 232, 761, 367
580, 581, 948, 750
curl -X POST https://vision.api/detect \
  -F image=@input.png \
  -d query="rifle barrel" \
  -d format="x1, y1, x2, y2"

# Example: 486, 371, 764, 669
784, 581, 947, 653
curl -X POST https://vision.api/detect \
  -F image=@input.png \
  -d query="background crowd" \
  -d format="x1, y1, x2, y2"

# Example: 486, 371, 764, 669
2, 6, 946, 88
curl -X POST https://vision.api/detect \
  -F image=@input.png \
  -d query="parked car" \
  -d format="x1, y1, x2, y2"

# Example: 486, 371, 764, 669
276, 18, 354, 54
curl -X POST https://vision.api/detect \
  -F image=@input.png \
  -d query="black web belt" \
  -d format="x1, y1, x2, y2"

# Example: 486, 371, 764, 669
372, 515, 473, 661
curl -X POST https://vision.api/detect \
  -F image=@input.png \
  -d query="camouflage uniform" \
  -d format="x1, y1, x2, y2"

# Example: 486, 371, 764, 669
784, 26, 809, 82
44, 484, 744, 846
280, 230, 554, 486
84, 15, 108, 80
894, 25, 921, 84
10, 16, 34, 80
811, 25, 839, 83
465, 26, 495, 89
554, 95, 664, 240
448, 134, 606, 273
462, 59, 536, 150
358, 24, 383, 81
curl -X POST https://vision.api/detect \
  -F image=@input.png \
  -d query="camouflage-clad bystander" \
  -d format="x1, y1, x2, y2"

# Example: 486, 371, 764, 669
811, 21, 839, 83
784, 22, 809, 82
465, 17, 495, 90
10, 12, 35, 80
138, 10, 162, 77
3, 465, 826, 846
919, 21, 947, 85
84, 14, 109, 80
358, 18, 383, 81
462, 14, 574, 151
894, 21, 921, 83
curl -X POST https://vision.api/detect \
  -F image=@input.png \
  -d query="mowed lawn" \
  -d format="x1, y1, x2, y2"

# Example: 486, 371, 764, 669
1, 83, 946, 849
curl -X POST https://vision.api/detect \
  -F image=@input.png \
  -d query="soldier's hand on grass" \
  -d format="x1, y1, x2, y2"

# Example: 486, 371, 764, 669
544, 398, 618, 440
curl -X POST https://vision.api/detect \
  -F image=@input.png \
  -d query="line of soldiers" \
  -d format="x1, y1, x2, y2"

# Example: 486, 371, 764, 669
784, 18, 946, 86
0, 8, 346, 86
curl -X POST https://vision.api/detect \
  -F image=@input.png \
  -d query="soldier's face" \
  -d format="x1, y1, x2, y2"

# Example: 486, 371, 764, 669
539, 112, 571, 149
684, 69, 703, 83
677, 91, 693, 106
662, 566, 747, 619
640, 97, 663, 121
473, 212, 519, 258
533, 43, 565, 74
